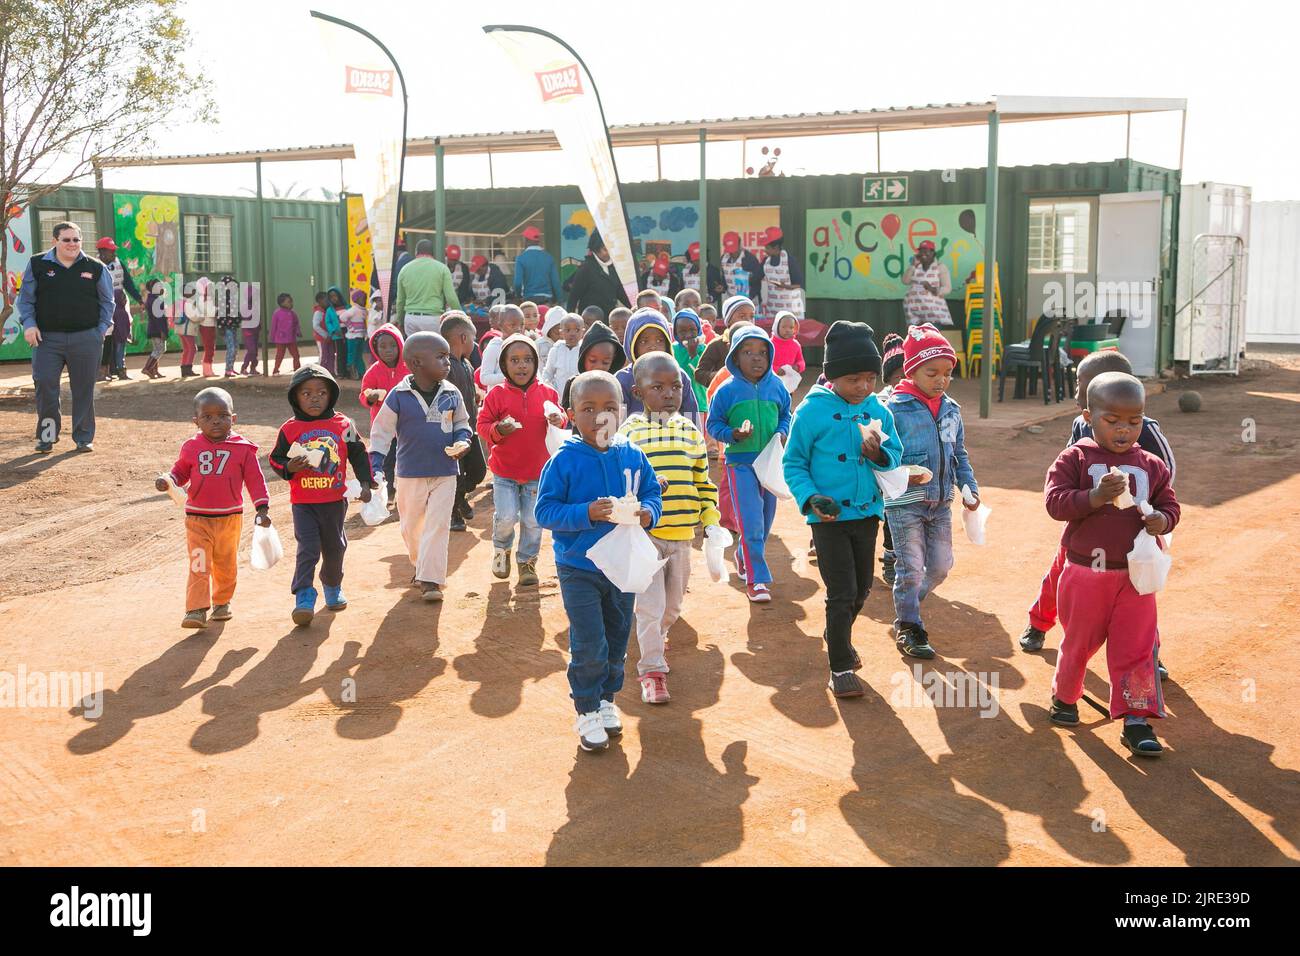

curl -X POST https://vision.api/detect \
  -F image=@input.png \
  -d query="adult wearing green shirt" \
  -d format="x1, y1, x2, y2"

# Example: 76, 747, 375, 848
395, 239, 461, 334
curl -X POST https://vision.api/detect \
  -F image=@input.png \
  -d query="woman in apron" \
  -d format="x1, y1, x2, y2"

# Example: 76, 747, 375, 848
901, 239, 953, 326
721, 231, 762, 303
760, 227, 804, 323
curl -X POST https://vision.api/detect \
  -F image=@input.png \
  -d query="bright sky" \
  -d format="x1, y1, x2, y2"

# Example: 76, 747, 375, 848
99, 0, 1291, 201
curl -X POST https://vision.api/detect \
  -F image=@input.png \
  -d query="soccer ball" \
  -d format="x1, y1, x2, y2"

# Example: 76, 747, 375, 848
1178, 390, 1202, 413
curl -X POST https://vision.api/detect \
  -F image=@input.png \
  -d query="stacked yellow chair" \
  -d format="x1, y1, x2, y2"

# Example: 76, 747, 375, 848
963, 262, 1004, 378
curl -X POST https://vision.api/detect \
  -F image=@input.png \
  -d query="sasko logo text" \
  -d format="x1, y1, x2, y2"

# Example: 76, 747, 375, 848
535, 65, 583, 102
345, 66, 394, 96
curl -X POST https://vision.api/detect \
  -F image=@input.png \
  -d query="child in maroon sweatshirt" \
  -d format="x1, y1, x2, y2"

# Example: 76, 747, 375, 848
1044, 372, 1179, 757
157, 387, 270, 630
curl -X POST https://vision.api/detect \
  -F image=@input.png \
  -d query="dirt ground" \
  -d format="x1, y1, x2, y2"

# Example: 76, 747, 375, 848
1, 354, 1297, 866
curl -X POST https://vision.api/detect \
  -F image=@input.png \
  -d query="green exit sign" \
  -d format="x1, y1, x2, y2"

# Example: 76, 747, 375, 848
863, 175, 908, 203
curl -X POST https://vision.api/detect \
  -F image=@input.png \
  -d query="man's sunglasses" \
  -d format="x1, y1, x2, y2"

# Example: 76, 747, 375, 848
58, 237, 82, 243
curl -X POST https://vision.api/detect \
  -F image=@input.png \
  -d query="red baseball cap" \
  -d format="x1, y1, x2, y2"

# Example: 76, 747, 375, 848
470, 254, 488, 270
652, 259, 669, 277
764, 227, 783, 246
95, 237, 116, 251
687, 241, 700, 262
522, 226, 542, 241
918, 239, 936, 252
722, 231, 740, 254
445, 244, 461, 261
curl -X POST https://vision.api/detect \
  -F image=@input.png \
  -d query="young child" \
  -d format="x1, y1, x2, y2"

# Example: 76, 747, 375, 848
271, 292, 302, 375
884, 324, 980, 659
608, 305, 631, 345
783, 322, 901, 697
157, 387, 270, 628
142, 278, 168, 379
341, 289, 368, 379
368, 332, 474, 603
541, 312, 584, 398
615, 308, 700, 420
477, 333, 567, 588
706, 325, 792, 603
536, 308, 564, 366
216, 274, 242, 379
876, 332, 906, 581
1019, 350, 1176, 668
311, 291, 331, 373
634, 288, 661, 314
238, 286, 261, 376
698, 303, 719, 339
1044, 371, 1179, 756
672, 307, 709, 423
580, 305, 604, 329
324, 287, 348, 375
771, 310, 805, 386
536, 370, 663, 751
269, 366, 375, 624
559, 321, 627, 410
695, 295, 755, 393
366, 289, 385, 341
618, 353, 719, 704
359, 321, 409, 501
478, 303, 524, 391
441, 312, 488, 531
520, 300, 540, 335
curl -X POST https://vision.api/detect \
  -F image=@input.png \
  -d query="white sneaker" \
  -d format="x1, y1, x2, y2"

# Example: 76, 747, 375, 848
576, 711, 609, 751
598, 699, 623, 736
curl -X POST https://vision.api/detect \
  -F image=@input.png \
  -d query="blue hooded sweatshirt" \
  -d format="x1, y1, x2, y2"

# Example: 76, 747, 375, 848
705, 325, 792, 466
614, 307, 700, 418
782, 384, 903, 524
535, 432, 663, 574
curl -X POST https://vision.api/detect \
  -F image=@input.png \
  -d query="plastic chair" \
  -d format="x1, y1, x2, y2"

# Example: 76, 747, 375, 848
964, 311, 1003, 379
941, 329, 967, 377
998, 313, 1056, 402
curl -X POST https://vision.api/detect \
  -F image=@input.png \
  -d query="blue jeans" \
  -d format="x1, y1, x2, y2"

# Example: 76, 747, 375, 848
223, 328, 238, 369
886, 500, 955, 628
558, 564, 634, 714
492, 477, 541, 562
111, 338, 126, 370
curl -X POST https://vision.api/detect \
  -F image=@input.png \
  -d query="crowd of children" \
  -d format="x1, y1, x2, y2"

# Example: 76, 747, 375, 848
158, 287, 1181, 757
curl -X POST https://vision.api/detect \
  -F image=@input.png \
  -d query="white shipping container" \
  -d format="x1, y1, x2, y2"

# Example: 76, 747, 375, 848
1174, 182, 1250, 372
1245, 201, 1300, 345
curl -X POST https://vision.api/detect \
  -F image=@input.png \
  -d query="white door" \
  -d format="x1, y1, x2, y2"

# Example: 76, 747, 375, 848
1095, 191, 1163, 376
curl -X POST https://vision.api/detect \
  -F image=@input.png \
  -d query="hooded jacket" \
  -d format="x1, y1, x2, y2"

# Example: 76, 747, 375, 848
368, 371, 473, 481
782, 384, 902, 524
359, 324, 410, 423
535, 433, 663, 575
613, 308, 700, 419
671, 308, 710, 413
560, 321, 626, 409
270, 364, 373, 504
705, 325, 792, 465
476, 333, 565, 483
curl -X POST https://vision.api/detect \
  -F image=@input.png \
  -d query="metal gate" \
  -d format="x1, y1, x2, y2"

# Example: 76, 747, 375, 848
1183, 234, 1246, 374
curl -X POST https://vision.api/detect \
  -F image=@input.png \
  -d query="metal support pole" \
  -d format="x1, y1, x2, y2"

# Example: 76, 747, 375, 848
740, 136, 746, 176
435, 140, 446, 261
93, 165, 106, 236
699, 128, 708, 300
1125, 112, 1132, 159
1177, 107, 1187, 170
980, 111, 999, 419
488, 150, 495, 189
256, 158, 270, 376
876, 128, 882, 172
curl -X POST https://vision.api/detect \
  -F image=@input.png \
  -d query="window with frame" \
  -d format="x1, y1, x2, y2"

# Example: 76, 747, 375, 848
37, 209, 98, 245
1028, 200, 1091, 274
184, 214, 234, 273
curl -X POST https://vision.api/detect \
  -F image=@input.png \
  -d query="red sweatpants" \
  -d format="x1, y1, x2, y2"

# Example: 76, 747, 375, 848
1053, 560, 1163, 719
1028, 546, 1068, 631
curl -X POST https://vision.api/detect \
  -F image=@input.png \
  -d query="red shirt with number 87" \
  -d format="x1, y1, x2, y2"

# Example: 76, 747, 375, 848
168, 432, 270, 517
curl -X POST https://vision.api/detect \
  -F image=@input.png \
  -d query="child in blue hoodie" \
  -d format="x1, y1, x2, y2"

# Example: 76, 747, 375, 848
536, 370, 663, 753
783, 322, 901, 698
705, 325, 792, 602
614, 307, 700, 420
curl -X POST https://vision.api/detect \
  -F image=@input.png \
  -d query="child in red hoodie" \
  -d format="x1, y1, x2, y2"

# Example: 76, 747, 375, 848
476, 333, 567, 588
156, 387, 270, 630
1044, 371, 1179, 757
359, 323, 408, 500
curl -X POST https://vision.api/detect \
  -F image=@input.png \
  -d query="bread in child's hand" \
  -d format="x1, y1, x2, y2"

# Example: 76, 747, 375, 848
446, 440, 470, 457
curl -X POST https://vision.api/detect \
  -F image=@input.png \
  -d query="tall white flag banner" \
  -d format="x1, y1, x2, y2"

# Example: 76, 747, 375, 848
311, 11, 407, 311
483, 26, 637, 304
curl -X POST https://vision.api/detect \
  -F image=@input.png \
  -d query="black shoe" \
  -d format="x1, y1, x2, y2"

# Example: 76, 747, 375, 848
450, 515, 467, 532
34, 441, 53, 454
115, 368, 130, 380
1049, 696, 1080, 726
459, 500, 475, 520
828, 670, 865, 698
1157, 659, 1169, 681
896, 624, 934, 660
1121, 722, 1163, 757
881, 553, 896, 586
851, 648, 862, 671
75, 442, 94, 453
1019, 624, 1046, 652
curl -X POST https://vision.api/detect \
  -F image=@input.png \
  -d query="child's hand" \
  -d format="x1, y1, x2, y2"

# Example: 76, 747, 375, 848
446, 441, 470, 460
359, 486, 372, 503
154, 477, 170, 492
286, 455, 310, 473
637, 508, 653, 528
369, 480, 380, 490
907, 471, 928, 485
732, 420, 754, 441
809, 494, 840, 522
860, 429, 885, 465
657, 475, 670, 494
963, 493, 981, 511
254, 508, 271, 528
1144, 511, 1169, 535
546, 412, 566, 427
588, 498, 615, 523
1092, 471, 1128, 507
497, 417, 519, 436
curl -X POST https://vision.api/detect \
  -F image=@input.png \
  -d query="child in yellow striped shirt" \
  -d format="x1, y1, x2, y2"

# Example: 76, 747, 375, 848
618, 352, 720, 704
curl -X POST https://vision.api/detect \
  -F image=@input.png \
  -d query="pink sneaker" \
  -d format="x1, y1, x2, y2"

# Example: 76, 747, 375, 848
640, 671, 671, 704
746, 582, 771, 603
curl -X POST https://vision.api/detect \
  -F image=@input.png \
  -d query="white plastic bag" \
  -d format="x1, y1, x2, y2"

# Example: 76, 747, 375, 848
1108, 465, 1135, 509
779, 366, 801, 394
543, 400, 570, 457
704, 524, 733, 583
159, 473, 187, 507
874, 466, 911, 500
249, 522, 284, 570
752, 434, 793, 500
1128, 530, 1171, 594
359, 480, 389, 526
343, 478, 362, 501
959, 484, 991, 546
586, 523, 666, 594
